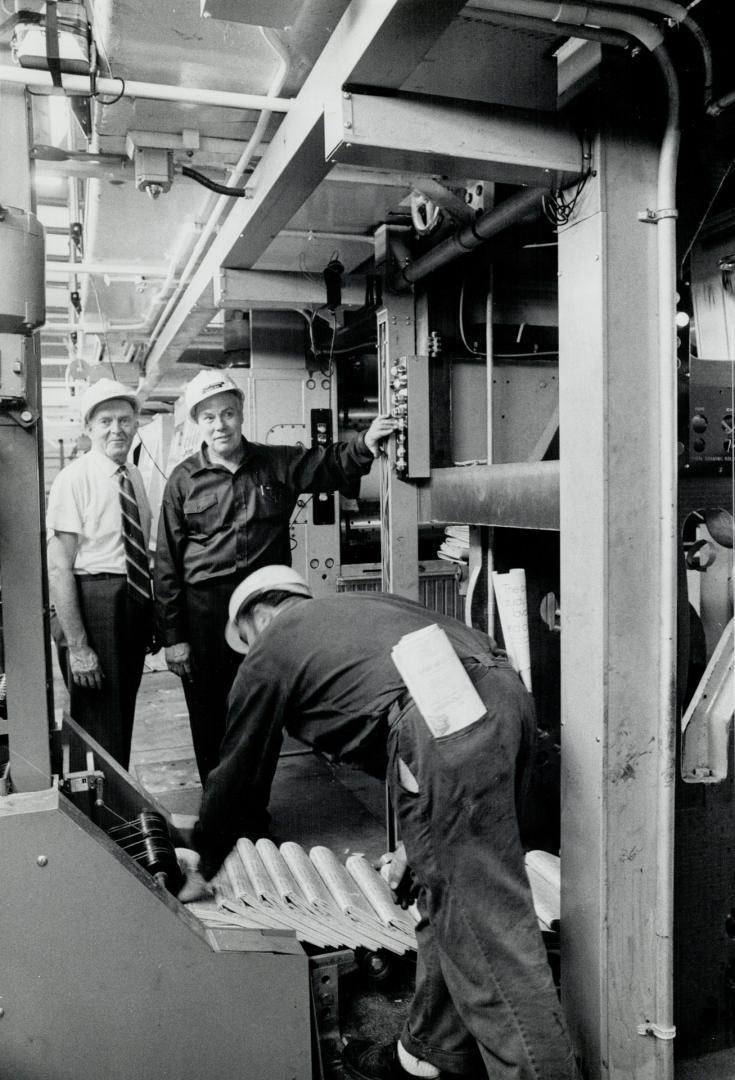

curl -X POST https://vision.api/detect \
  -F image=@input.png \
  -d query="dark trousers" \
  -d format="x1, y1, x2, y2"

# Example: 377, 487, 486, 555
54, 575, 148, 770
182, 580, 242, 782
388, 659, 577, 1080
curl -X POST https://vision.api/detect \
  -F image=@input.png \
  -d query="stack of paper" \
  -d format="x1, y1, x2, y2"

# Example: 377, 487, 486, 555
391, 623, 486, 738
438, 524, 470, 565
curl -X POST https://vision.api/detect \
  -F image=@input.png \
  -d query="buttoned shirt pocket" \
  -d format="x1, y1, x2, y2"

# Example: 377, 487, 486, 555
254, 479, 290, 520
183, 491, 219, 540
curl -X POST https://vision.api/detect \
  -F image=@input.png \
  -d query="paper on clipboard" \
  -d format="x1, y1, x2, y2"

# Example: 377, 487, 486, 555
391, 623, 486, 738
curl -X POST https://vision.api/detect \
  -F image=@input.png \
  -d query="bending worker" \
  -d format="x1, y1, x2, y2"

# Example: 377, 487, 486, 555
154, 368, 396, 781
47, 379, 154, 768
180, 565, 578, 1080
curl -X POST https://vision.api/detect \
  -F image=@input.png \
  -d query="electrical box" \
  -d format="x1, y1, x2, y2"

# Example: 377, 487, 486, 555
0, 336, 30, 402
12, 1, 89, 75
0, 207, 45, 333
388, 355, 430, 480
133, 147, 174, 198
687, 358, 734, 468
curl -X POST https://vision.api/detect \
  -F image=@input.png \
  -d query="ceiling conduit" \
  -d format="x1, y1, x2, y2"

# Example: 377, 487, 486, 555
137, 27, 291, 400
0, 64, 292, 113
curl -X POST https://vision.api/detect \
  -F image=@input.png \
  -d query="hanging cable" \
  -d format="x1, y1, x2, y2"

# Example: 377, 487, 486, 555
542, 135, 594, 229
458, 278, 485, 356
181, 165, 247, 197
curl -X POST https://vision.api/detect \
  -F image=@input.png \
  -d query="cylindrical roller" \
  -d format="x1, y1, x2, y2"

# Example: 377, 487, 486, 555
310, 846, 374, 917
280, 842, 336, 909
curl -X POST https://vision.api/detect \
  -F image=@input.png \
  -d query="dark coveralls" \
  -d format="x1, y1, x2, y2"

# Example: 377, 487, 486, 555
153, 436, 374, 780
194, 592, 577, 1080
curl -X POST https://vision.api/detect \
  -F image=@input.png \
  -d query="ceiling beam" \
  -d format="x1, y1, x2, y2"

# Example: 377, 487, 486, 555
138, 0, 468, 398
324, 91, 582, 188
216, 269, 367, 311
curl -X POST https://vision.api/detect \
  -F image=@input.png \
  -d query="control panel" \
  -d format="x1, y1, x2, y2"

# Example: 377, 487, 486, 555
687, 358, 734, 468
388, 355, 430, 480
310, 407, 336, 524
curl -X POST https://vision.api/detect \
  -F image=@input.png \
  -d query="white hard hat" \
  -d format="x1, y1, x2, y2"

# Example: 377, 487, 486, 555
224, 565, 313, 654
184, 369, 244, 421
80, 378, 139, 425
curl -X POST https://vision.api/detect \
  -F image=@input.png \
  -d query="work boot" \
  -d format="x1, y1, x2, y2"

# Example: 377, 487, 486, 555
342, 1040, 432, 1080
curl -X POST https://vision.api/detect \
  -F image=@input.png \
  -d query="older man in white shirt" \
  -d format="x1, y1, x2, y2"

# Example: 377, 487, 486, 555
47, 379, 153, 768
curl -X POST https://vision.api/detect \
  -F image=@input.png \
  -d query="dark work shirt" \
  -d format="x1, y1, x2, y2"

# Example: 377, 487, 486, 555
194, 592, 506, 879
154, 436, 374, 645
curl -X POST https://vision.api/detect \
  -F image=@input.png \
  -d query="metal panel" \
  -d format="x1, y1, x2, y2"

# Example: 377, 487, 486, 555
492, 362, 559, 464
217, 268, 366, 311
1, 787, 310, 1080
325, 91, 582, 188
339, 560, 463, 620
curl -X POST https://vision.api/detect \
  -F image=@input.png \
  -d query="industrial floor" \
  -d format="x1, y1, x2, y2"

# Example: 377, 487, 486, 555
52, 653, 416, 1069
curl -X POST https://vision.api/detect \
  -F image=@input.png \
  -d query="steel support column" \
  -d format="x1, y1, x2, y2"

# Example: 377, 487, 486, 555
0, 82, 53, 791
558, 119, 673, 1076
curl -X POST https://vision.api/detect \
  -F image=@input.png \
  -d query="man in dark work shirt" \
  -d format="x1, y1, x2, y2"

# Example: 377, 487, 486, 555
180, 565, 578, 1080
154, 368, 396, 781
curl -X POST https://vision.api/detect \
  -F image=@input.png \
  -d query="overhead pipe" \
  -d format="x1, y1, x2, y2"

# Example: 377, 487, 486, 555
428, 461, 560, 531
462, 7, 635, 48
0, 64, 292, 113
402, 186, 546, 284
581, 0, 713, 104
466, 0, 664, 49
139, 27, 291, 399
46, 262, 169, 277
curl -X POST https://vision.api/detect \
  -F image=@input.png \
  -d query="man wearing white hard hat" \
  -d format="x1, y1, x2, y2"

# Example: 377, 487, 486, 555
154, 368, 397, 782
47, 378, 154, 767
179, 566, 577, 1080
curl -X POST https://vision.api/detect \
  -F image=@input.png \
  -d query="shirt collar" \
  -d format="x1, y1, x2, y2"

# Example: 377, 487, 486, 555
89, 446, 128, 478
191, 438, 250, 474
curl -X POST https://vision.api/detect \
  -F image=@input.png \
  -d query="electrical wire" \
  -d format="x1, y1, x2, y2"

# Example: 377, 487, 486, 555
135, 429, 169, 481
679, 157, 735, 276
542, 135, 594, 230
493, 350, 559, 359
458, 278, 485, 356
181, 165, 247, 198
290, 495, 314, 528
92, 75, 125, 106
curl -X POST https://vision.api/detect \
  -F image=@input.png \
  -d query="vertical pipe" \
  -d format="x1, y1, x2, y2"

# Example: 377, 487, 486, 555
649, 44, 681, 1077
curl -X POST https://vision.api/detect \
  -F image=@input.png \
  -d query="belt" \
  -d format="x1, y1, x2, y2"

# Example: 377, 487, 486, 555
75, 572, 126, 581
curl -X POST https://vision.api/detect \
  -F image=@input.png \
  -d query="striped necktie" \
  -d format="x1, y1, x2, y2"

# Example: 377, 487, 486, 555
117, 465, 151, 605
